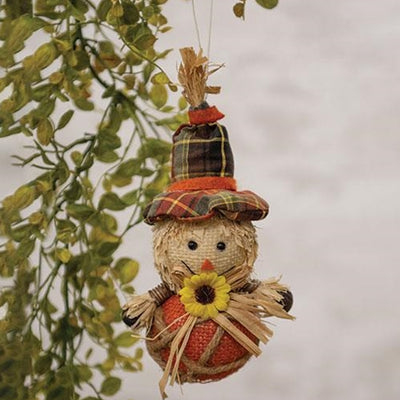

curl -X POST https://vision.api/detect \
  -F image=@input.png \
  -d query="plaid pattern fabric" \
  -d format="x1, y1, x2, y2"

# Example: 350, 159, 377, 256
171, 123, 234, 182
143, 189, 269, 224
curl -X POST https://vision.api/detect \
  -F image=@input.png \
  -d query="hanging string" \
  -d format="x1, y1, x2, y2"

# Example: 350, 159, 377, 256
189, 0, 216, 103
190, 0, 215, 60
191, 0, 203, 51
206, 0, 214, 61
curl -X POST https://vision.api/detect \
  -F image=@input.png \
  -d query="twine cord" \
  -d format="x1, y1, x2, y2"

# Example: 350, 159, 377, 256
191, 0, 202, 50
207, 0, 214, 60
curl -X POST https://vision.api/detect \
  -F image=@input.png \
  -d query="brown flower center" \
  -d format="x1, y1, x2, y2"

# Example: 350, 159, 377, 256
195, 285, 216, 305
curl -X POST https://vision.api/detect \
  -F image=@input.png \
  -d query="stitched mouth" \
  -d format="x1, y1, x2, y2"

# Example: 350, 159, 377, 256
181, 260, 236, 275
181, 260, 195, 275
222, 265, 236, 274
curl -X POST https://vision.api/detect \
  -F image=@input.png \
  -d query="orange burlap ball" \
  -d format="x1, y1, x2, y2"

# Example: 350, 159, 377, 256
146, 295, 258, 383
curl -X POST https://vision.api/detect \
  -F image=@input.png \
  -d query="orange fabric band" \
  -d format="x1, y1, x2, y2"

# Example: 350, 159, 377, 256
168, 176, 237, 191
188, 106, 225, 125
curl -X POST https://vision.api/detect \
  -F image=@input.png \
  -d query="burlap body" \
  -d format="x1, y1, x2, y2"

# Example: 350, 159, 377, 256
146, 295, 258, 383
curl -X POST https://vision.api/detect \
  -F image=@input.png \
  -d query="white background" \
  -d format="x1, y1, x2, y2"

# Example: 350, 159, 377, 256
1, 1, 400, 399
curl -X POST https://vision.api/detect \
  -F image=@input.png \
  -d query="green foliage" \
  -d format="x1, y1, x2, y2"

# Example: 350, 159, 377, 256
233, 0, 279, 19
0, 0, 184, 399
0, 0, 278, 399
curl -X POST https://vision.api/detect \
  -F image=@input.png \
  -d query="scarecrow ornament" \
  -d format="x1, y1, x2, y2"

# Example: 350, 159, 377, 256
122, 48, 294, 398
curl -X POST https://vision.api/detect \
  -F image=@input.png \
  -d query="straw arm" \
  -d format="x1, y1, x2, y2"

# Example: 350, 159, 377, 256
122, 283, 174, 329
236, 278, 294, 313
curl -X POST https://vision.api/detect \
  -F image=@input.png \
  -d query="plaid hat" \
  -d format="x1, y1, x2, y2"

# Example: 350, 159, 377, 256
143, 105, 269, 224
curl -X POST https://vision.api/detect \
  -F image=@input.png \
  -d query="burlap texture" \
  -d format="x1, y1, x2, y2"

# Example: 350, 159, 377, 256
147, 295, 258, 383
152, 215, 258, 292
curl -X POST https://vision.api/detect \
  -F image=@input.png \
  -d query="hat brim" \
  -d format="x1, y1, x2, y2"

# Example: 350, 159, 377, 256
143, 189, 269, 224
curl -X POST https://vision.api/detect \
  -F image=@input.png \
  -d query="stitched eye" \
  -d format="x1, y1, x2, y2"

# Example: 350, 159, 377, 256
216, 242, 226, 251
187, 240, 198, 251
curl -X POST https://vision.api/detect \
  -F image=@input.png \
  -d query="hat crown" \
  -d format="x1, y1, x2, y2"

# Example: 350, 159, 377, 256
171, 123, 234, 183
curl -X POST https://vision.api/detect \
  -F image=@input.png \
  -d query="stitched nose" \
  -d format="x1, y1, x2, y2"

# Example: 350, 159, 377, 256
201, 259, 214, 271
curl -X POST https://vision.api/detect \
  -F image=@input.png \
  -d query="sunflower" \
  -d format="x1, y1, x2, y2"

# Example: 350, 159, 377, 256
178, 272, 231, 319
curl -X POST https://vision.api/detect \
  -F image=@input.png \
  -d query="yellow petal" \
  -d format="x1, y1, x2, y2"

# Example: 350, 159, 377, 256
180, 296, 195, 305
185, 303, 196, 315
179, 287, 194, 297
183, 277, 192, 287
206, 304, 218, 319
214, 298, 229, 311
216, 293, 230, 303
214, 277, 228, 288
193, 303, 206, 317
192, 275, 203, 285
219, 283, 231, 293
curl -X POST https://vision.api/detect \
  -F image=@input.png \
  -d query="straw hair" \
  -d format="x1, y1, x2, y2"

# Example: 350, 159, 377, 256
178, 47, 222, 107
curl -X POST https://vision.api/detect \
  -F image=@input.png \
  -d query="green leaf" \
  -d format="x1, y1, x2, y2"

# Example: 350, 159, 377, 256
65, 181, 82, 201
97, 0, 112, 21
56, 248, 72, 263
76, 364, 93, 382
32, 84, 53, 101
6, 15, 35, 53
115, 258, 139, 284
138, 138, 171, 163
233, 3, 245, 18
178, 96, 187, 110
103, 213, 118, 232
35, 354, 52, 375
55, 160, 70, 184
133, 26, 156, 50
46, 386, 71, 400
73, 49, 90, 70
74, 98, 94, 111
35, 97, 56, 118
71, 151, 83, 165
100, 377, 121, 396
5, 185, 37, 210
33, 42, 58, 70
77, 155, 94, 172
17, 239, 36, 258
96, 150, 119, 163
37, 118, 54, 146
110, 3, 124, 18
255, 0, 279, 9
114, 158, 141, 178
121, 1, 140, 25
10, 224, 33, 242
99, 193, 127, 211
149, 84, 168, 109
0, 77, 11, 93
70, 3, 87, 21
102, 85, 115, 99
151, 72, 170, 85
115, 331, 138, 347
121, 189, 138, 205
66, 204, 96, 221
168, 82, 178, 92
0, 386, 17, 400
57, 110, 74, 130
97, 129, 121, 150
75, 0, 89, 15
97, 241, 119, 257
109, 174, 131, 187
